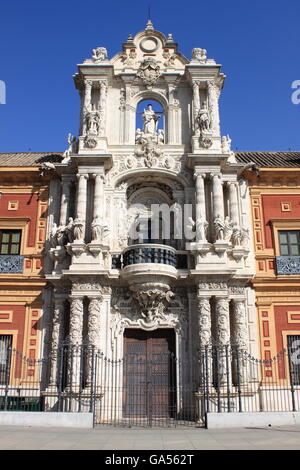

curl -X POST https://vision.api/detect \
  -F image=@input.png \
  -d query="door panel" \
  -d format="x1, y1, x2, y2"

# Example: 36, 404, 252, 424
123, 329, 176, 418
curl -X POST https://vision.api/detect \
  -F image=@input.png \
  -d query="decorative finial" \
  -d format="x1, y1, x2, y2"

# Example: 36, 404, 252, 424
167, 33, 174, 42
146, 19, 154, 30
146, 6, 154, 30
127, 34, 133, 42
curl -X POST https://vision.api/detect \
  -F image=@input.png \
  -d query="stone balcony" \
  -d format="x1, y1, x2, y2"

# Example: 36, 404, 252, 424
119, 243, 187, 287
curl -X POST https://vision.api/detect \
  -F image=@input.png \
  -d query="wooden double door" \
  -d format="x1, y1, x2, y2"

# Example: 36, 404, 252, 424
123, 329, 176, 419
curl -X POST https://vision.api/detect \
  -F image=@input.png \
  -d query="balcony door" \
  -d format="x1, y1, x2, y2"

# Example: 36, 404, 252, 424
123, 329, 176, 419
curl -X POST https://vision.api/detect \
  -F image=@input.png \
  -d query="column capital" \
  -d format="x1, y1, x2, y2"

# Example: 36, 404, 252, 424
209, 172, 222, 181
76, 173, 89, 180
91, 172, 105, 180
84, 79, 93, 88
194, 171, 206, 180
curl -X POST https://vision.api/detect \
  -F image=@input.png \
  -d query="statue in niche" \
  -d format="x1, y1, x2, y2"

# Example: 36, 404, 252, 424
85, 110, 101, 135
142, 104, 160, 135
196, 103, 210, 133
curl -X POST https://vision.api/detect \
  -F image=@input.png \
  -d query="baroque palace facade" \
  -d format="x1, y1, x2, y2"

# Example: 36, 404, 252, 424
1, 21, 300, 423
43, 21, 256, 370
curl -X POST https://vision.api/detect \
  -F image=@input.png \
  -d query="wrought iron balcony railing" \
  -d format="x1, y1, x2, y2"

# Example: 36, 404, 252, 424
0, 255, 24, 274
276, 256, 300, 275
112, 245, 188, 269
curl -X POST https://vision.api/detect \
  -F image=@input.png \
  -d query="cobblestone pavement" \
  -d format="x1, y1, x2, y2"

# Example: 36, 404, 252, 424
0, 424, 300, 450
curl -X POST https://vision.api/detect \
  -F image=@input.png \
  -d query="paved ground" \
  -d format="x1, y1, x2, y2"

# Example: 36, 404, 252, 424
0, 424, 300, 450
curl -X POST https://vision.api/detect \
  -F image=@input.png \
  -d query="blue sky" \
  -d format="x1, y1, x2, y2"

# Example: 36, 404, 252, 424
0, 0, 299, 152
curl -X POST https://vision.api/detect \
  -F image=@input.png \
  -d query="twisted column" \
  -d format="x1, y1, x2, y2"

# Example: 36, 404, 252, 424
48, 298, 65, 388
86, 296, 103, 387
215, 297, 231, 386
68, 296, 84, 388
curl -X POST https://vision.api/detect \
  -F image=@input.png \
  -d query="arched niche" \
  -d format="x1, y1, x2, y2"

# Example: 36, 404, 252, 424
131, 91, 169, 144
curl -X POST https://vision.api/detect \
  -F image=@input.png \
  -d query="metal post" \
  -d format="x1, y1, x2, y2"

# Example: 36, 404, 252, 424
216, 347, 221, 413
236, 346, 243, 412
4, 346, 12, 411
205, 345, 210, 413
226, 345, 231, 412
288, 346, 296, 412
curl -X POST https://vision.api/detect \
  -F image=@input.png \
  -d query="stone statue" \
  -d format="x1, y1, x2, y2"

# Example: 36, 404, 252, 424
192, 48, 207, 63
56, 225, 66, 246
196, 215, 208, 241
65, 217, 74, 243
241, 227, 250, 247
85, 111, 101, 135
62, 133, 77, 162
214, 215, 225, 240
221, 135, 232, 153
157, 129, 164, 144
92, 47, 108, 62
231, 223, 242, 246
224, 216, 233, 242
196, 103, 210, 133
50, 222, 58, 248
142, 104, 159, 135
73, 218, 85, 242
91, 216, 103, 242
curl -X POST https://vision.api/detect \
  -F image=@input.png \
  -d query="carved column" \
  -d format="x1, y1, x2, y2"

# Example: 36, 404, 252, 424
211, 173, 224, 220
99, 80, 107, 136
192, 81, 200, 134
207, 80, 220, 136
215, 297, 231, 386
83, 80, 92, 112
59, 176, 72, 227
195, 173, 207, 241
69, 296, 84, 388
228, 182, 239, 224
48, 298, 65, 388
197, 296, 211, 346
232, 299, 249, 384
74, 173, 88, 242
86, 296, 102, 387
92, 173, 105, 219
232, 299, 248, 351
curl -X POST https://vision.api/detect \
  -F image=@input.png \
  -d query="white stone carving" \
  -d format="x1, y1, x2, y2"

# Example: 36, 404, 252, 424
192, 48, 207, 63
130, 283, 174, 323
136, 58, 161, 86
92, 47, 108, 62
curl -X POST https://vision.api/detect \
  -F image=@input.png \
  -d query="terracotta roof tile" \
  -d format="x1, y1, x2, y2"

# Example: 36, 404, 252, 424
0, 152, 63, 167
235, 151, 300, 168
